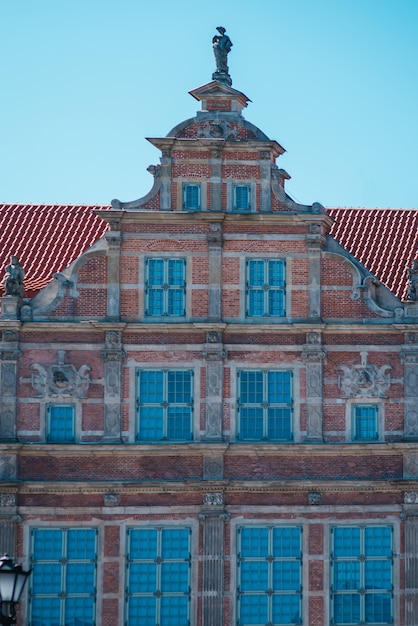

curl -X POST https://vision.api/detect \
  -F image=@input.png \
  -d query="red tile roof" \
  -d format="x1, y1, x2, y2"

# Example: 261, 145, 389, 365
328, 208, 418, 300
0, 204, 109, 298
0, 205, 416, 301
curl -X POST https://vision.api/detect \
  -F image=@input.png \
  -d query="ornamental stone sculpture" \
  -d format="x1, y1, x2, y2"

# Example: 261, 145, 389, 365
3, 256, 25, 297
406, 259, 418, 301
212, 26, 233, 85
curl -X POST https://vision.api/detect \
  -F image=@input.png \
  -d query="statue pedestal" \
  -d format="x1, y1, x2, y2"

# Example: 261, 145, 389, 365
403, 301, 418, 318
212, 71, 232, 86
1, 296, 22, 320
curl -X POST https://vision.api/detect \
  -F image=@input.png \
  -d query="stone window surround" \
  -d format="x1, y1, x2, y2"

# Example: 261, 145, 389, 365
345, 399, 384, 443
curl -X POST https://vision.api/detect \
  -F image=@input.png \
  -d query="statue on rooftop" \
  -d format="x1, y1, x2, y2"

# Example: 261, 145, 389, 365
3, 256, 25, 297
212, 26, 233, 85
406, 259, 418, 301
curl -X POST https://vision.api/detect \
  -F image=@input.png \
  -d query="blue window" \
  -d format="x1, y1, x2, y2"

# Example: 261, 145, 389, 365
47, 405, 75, 443
182, 183, 201, 210
331, 526, 393, 625
237, 370, 292, 441
29, 527, 97, 626
146, 258, 186, 317
353, 405, 378, 440
246, 259, 286, 317
233, 185, 251, 211
126, 527, 191, 626
136, 370, 193, 441
237, 526, 302, 625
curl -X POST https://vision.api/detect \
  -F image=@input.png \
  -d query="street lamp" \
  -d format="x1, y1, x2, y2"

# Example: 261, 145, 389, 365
0, 555, 32, 626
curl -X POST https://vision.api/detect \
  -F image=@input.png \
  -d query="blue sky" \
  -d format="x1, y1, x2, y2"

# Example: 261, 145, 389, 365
1, 0, 417, 208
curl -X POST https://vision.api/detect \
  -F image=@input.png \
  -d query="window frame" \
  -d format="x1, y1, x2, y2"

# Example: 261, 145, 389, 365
232, 184, 251, 212
145, 257, 186, 318
237, 369, 293, 442
245, 258, 286, 318
29, 527, 98, 626
237, 525, 303, 626
352, 404, 379, 441
46, 404, 76, 443
136, 368, 194, 442
330, 525, 393, 625
182, 183, 201, 211
125, 526, 192, 626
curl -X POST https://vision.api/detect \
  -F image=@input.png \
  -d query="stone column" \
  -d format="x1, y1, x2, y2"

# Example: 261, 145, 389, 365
302, 332, 326, 442
207, 223, 223, 321
306, 224, 326, 320
101, 331, 125, 442
202, 333, 226, 441
401, 333, 418, 439
199, 493, 228, 626
105, 220, 121, 320
210, 149, 222, 212
0, 331, 21, 441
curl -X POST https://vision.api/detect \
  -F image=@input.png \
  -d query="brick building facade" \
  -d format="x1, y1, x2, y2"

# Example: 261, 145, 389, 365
1, 55, 418, 626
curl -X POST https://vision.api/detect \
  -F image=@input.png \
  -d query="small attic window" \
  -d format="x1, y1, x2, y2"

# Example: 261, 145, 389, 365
233, 185, 251, 211
183, 184, 201, 211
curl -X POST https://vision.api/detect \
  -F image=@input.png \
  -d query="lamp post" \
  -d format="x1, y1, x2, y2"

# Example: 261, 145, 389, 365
0, 555, 32, 626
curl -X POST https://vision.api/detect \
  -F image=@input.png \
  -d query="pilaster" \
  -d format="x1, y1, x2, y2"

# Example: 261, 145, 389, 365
199, 492, 229, 626
207, 223, 223, 321
105, 220, 121, 320
210, 148, 222, 211
259, 150, 272, 212
401, 332, 418, 439
0, 330, 20, 441
101, 331, 125, 442
202, 332, 226, 441
160, 148, 172, 209
306, 224, 326, 319
301, 332, 326, 442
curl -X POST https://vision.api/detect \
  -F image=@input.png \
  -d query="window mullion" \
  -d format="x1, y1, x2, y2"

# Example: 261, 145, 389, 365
163, 372, 168, 438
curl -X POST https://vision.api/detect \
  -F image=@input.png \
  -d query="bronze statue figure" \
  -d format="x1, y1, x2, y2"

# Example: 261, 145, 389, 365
212, 26, 233, 75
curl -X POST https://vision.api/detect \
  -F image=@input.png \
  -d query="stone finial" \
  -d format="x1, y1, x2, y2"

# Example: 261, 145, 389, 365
212, 26, 233, 86
406, 259, 418, 301
3, 256, 25, 297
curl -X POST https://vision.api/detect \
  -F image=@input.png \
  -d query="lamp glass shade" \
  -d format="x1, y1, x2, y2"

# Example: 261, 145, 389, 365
0, 556, 32, 603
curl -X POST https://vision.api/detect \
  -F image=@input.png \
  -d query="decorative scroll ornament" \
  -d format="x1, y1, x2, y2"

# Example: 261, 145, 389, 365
203, 492, 224, 506
338, 351, 391, 398
31, 350, 91, 398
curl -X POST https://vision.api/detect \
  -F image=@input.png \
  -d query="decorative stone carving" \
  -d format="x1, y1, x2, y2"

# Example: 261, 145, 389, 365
302, 335, 326, 441
146, 164, 161, 177
101, 331, 125, 441
405, 332, 418, 344
2, 331, 18, 343
404, 491, 418, 504
0, 455, 17, 480
0, 494, 16, 506
404, 452, 418, 479
204, 492, 224, 506
338, 352, 391, 398
308, 492, 322, 505
31, 350, 91, 398
3, 257, 25, 297
406, 260, 418, 301
104, 493, 120, 507
204, 455, 224, 480
207, 223, 223, 248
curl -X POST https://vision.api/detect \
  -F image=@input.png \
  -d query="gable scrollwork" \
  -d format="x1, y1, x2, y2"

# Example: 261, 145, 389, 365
31, 350, 91, 398
338, 352, 391, 398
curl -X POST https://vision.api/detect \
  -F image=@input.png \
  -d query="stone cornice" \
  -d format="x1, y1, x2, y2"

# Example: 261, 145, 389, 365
5, 478, 417, 496
3, 441, 416, 458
